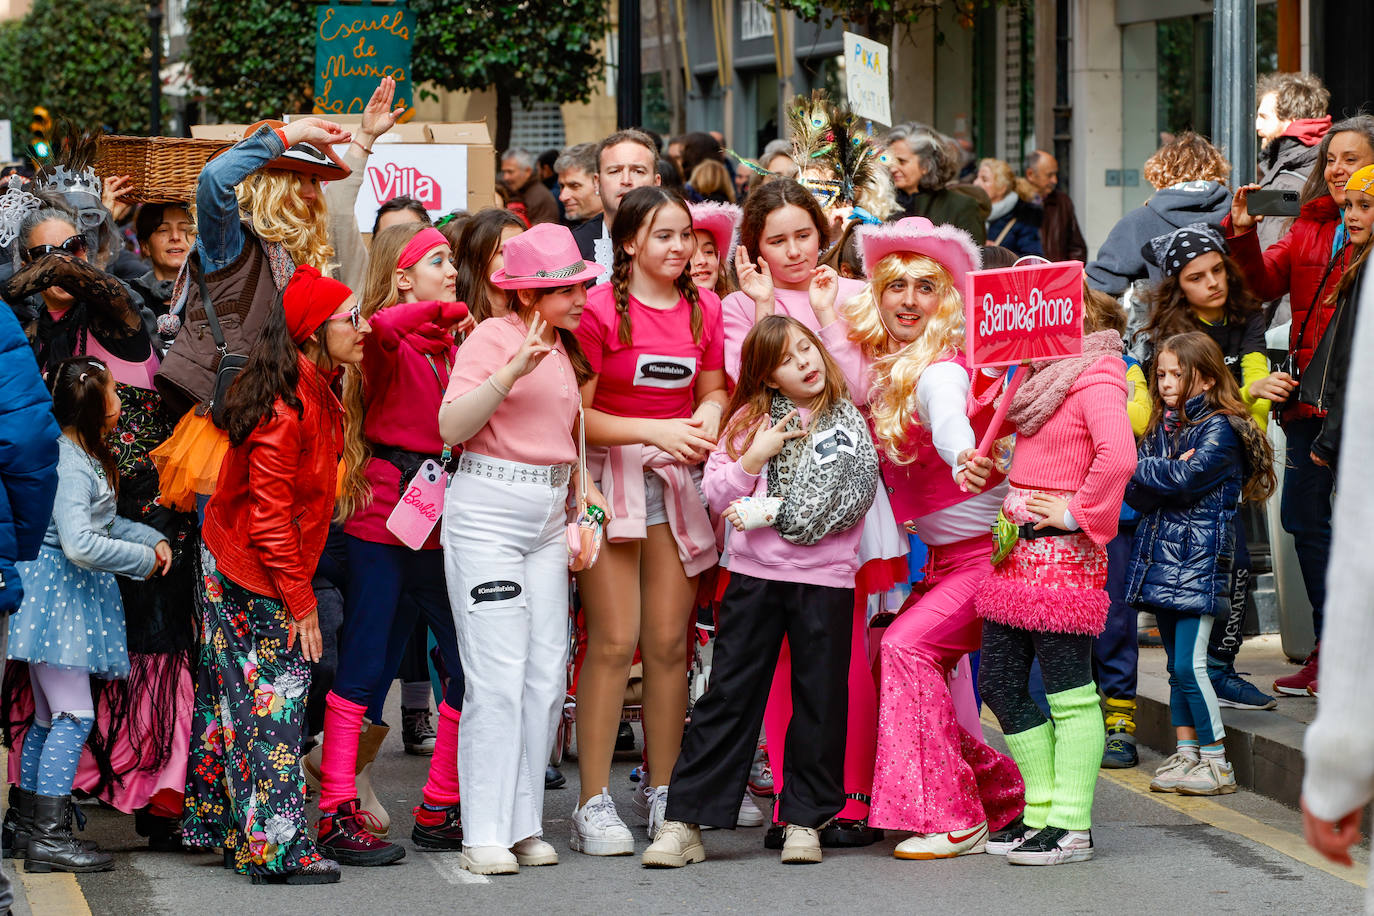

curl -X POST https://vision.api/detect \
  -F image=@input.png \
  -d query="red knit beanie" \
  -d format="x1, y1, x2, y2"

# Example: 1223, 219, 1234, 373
283, 265, 351, 344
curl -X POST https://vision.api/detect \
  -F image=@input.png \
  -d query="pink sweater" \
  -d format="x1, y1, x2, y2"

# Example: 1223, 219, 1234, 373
1008, 355, 1136, 546
703, 435, 862, 590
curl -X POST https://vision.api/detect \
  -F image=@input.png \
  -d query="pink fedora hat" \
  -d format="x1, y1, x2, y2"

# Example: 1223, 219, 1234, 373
689, 200, 741, 262
490, 222, 604, 289
858, 216, 982, 288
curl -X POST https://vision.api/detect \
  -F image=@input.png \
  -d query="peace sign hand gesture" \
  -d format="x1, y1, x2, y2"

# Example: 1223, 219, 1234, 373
742, 409, 808, 473
735, 246, 775, 319
497, 315, 552, 390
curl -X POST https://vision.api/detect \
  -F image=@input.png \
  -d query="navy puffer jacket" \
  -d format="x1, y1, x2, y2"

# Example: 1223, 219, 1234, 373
1124, 394, 1245, 616
0, 304, 60, 614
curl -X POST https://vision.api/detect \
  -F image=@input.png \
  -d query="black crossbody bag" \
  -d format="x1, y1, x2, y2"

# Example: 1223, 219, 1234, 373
193, 252, 249, 429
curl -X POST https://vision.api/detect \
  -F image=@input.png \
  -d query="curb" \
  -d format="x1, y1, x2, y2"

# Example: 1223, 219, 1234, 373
1133, 664, 1307, 809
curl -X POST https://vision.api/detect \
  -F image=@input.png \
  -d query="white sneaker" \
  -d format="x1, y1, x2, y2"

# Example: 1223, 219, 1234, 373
461, 845, 519, 875
632, 776, 652, 820
1175, 758, 1237, 796
736, 793, 766, 827
1148, 752, 1199, 793
780, 825, 822, 864
893, 821, 988, 860
641, 820, 705, 868
1006, 827, 1093, 866
647, 785, 669, 840
570, 788, 635, 856
511, 836, 558, 866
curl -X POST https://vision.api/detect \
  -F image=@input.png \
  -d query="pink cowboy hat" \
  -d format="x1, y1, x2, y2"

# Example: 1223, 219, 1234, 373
490, 222, 605, 289
689, 200, 741, 261
858, 216, 982, 288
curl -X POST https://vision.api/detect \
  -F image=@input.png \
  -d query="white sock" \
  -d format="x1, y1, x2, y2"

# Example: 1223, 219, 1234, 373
401, 681, 432, 710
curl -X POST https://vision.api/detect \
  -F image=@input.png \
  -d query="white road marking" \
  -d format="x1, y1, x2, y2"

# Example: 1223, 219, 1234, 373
425, 851, 492, 885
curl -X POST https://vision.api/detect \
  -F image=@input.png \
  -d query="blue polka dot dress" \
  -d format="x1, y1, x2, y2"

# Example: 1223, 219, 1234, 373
7, 437, 165, 680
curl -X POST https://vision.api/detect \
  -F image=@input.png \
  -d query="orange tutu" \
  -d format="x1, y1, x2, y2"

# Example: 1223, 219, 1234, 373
150, 408, 229, 512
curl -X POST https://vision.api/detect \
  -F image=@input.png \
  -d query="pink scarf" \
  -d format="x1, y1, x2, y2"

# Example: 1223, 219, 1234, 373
1005, 330, 1124, 436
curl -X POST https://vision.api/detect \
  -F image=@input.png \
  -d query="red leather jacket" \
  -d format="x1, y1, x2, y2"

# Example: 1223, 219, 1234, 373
202, 354, 344, 619
1225, 195, 1348, 420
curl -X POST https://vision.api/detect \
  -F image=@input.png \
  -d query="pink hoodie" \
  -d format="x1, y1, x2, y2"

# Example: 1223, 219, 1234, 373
703, 431, 863, 590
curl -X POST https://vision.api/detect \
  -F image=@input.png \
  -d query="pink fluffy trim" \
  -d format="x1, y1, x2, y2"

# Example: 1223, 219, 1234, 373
975, 576, 1109, 637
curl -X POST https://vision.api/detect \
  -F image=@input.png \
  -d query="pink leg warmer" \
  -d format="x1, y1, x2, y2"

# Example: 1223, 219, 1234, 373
319, 691, 367, 815
840, 593, 877, 821
421, 700, 461, 807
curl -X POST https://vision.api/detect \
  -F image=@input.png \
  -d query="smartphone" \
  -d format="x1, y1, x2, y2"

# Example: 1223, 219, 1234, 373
1247, 189, 1301, 218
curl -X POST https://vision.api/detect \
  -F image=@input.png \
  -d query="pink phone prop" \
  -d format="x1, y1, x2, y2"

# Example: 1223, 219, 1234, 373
386, 459, 446, 550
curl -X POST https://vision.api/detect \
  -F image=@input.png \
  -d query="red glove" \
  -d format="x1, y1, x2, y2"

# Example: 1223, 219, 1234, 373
440, 301, 469, 325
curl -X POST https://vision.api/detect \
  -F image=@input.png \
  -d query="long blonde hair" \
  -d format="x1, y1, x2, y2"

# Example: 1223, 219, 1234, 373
236, 169, 335, 272
843, 252, 965, 463
336, 223, 427, 521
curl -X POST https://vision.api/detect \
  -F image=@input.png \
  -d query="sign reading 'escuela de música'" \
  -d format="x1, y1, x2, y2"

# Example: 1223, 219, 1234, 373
314, 1, 414, 116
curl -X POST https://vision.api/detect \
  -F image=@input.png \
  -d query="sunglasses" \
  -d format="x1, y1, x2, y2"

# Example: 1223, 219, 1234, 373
328, 303, 363, 330
23, 234, 88, 263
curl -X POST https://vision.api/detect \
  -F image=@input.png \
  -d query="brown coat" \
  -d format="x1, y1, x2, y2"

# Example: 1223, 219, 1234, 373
1040, 189, 1088, 263
516, 176, 560, 225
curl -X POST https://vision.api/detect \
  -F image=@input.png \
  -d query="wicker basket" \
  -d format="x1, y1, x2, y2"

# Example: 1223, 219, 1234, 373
94, 135, 233, 204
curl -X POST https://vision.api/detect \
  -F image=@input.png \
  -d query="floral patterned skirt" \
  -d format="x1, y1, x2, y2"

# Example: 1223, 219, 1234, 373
181, 546, 321, 876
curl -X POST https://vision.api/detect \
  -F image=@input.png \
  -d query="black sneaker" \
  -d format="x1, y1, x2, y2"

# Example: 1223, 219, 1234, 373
819, 818, 883, 848
1006, 826, 1093, 866
317, 800, 406, 866
614, 721, 637, 759
402, 706, 437, 756
985, 817, 1032, 855
764, 823, 786, 850
545, 765, 566, 790
411, 803, 463, 850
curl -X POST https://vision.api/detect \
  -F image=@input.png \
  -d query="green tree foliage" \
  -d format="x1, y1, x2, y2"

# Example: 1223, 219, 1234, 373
185, 0, 316, 122
410, 0, 608, 151
0, 0, 158, 138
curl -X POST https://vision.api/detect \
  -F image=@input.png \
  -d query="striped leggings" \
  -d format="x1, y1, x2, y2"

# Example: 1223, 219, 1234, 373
1154, 607, 1224, 745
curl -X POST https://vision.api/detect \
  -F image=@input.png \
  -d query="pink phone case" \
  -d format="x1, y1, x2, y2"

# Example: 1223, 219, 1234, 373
386, 459, 447, 550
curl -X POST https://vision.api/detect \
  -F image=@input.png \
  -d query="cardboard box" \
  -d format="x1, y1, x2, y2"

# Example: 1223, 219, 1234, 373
191, 119, 497, 225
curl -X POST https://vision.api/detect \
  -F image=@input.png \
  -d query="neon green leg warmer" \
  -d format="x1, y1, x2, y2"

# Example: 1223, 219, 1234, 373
1003, 721, 1054, 830
1045, 682, 1106, 830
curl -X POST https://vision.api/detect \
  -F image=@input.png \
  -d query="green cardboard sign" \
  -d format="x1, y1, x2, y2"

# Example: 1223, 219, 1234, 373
314, 1, 413, 116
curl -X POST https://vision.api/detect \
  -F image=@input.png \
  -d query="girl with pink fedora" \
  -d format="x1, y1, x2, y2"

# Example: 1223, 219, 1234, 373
806, 216, 1026, 861
437, 222, 605, 875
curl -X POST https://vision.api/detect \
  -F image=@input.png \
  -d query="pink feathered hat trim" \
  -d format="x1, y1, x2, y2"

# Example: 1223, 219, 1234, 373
975, 576, 1109, 638
858, 216, 982, 289
689, 200, 742, 263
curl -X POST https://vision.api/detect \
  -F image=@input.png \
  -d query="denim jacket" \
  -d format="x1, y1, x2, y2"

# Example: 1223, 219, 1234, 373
45, 436, 163, 579
195, 126, 287, 273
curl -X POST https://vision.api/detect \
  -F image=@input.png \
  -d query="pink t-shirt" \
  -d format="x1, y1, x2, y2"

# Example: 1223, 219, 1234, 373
84, 334, 158, 390
444, 313, 579, 465
576, 284, 724, 419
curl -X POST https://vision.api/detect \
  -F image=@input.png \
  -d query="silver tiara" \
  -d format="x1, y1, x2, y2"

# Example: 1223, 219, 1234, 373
35, 164, 101, 199
0, 176, 40, 249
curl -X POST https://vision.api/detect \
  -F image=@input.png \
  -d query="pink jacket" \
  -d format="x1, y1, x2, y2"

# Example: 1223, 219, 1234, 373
703, 436, 862, 590
1008, 355, 1136, 546
588, 444, 718, 577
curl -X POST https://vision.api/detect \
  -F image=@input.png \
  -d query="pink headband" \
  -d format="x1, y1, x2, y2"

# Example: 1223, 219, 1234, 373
398, 227, 449, 269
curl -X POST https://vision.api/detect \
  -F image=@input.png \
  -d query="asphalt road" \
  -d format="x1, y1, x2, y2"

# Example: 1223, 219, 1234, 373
12, 694, 1362, 916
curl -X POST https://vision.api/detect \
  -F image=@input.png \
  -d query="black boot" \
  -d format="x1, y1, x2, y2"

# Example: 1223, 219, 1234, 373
3, 786, 34, 859
25, 795, 114, 873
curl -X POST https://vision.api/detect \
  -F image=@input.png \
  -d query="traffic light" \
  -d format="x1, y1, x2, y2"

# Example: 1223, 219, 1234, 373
29, 106, 51, 160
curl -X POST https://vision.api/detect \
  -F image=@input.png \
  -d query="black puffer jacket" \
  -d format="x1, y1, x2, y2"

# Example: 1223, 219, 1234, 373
1124, 394, 1245, 616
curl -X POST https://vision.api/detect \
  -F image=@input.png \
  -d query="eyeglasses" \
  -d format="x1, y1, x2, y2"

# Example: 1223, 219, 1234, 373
328, 303, 362, 330
22, 234, 88, 263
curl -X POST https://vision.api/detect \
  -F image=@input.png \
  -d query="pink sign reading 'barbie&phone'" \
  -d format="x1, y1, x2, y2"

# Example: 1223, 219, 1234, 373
963, 260, 1085, 369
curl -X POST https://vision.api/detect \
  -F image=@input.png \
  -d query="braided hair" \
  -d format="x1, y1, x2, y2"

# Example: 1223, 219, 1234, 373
609, 186, 704, 347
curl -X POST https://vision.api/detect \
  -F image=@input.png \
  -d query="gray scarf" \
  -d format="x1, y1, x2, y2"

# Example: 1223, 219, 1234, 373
765, 393, 879, 545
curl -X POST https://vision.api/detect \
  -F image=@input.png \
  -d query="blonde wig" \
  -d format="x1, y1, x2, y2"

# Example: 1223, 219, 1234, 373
236, 169, 336, 272
841, 252, 966, 463
336, 222, 427, 521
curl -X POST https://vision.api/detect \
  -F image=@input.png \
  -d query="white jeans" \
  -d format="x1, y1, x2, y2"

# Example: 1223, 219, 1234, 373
442, 454, 571, 849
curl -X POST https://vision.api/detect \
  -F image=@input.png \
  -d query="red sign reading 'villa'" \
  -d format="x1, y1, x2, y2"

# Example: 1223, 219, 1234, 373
963, 260, 1084, 368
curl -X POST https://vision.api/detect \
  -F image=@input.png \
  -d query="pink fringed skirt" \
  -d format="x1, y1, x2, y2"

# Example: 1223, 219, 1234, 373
975, 487, 1109, 637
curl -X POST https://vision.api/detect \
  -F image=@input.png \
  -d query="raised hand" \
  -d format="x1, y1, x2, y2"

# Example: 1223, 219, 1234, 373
808, 264, 840, 324
501, 315, 553, 382
359, 76, 405, 143
735, 245, 775, 316
101, 174, 135, 222
1230, 183, 1263, 233
742, 409, 808, 473
283, 117, 352, 150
